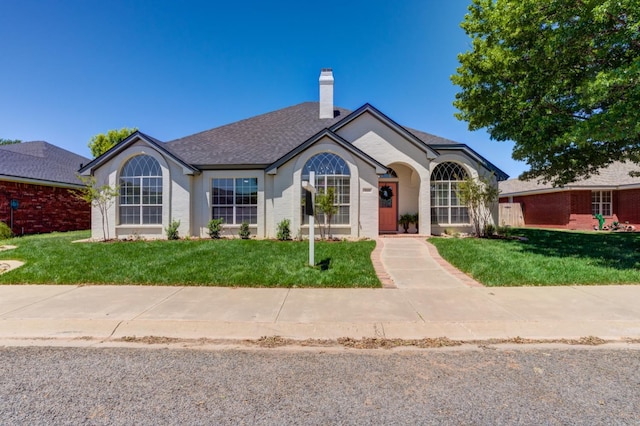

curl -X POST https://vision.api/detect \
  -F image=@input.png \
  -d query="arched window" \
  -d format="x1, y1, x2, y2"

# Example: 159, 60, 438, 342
119, 155, 162, 225
430, 162, 469, 225
302, 152, 350, 224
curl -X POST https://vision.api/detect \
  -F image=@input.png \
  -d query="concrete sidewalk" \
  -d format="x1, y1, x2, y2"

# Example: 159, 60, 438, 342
1, 238, 640, 344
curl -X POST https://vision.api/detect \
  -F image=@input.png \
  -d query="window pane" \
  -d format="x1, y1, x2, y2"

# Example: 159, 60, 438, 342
212, 179, 234, 205
236, 206, 257, 224
142, 206, 162, 224
212, 206, 233, 224
119, 206, 140, 225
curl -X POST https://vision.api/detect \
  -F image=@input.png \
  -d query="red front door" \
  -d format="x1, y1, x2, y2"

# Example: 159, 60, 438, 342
378, 182, 398, 233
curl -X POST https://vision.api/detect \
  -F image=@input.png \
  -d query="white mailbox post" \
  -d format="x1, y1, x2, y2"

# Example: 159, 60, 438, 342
301, 171, 316, 267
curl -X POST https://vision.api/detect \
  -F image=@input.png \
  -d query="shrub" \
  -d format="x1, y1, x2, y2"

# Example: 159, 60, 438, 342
484, 223, 496, 237
497, 225, 512, 237
239, 221, 251, 239
207, 218, 224, 239
165, 219, 180, 240
0, 221, 12, 240
277, 219, 291, 241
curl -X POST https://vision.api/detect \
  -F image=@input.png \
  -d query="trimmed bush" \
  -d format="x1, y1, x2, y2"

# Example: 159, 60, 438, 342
207, 218, 224, 239
165, 220, 180, 240
0, 221, 11, 240
277, 219, 291, 241
239, 221, 251, 239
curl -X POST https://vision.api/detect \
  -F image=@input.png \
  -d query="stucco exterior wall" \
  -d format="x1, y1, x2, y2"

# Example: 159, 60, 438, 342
268, 138, 379, 239
0, 180, 90, 235
91, 142, 192, 240
336, 113, 432, 235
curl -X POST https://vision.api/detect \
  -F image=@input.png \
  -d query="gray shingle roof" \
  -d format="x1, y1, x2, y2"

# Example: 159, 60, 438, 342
165, 102, 464, 167
0, 141, 89, 186
500, 162, 640, 195
166, 102, 351, 166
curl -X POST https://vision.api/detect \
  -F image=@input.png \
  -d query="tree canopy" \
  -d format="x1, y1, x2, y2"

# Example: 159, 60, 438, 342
0, 138, 21, 145
452, 0, 640, 185
88, 127, 137, 158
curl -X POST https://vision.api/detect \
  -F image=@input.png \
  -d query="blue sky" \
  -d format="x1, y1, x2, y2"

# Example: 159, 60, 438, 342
0, 0, 526, 178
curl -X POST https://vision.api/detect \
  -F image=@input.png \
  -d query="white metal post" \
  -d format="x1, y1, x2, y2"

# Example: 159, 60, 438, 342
308, 171, 315, 267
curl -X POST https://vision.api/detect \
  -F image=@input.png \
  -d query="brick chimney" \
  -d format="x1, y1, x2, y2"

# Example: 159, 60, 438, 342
319, 68, 334, 119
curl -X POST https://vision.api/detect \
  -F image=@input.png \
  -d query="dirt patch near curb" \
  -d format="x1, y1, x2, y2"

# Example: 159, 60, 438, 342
111, 334, 619, 349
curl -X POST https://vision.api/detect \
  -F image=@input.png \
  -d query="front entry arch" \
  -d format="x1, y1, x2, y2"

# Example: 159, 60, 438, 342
378, 182, 398, 233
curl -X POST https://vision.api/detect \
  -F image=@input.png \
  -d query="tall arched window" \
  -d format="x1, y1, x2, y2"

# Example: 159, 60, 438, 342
430, 162, 469, 225
119, 155, 163, 225
302, 152, 350, 224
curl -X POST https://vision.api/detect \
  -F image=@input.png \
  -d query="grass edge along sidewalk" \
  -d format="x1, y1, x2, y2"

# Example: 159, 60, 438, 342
429, 228, 640, 287
0, 231, 380, 288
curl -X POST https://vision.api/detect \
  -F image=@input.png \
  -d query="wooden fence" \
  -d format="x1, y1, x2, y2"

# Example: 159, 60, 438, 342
499, 203, 524, 227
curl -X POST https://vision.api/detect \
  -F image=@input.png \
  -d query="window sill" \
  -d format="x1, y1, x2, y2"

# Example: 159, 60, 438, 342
116, 224, 163, 228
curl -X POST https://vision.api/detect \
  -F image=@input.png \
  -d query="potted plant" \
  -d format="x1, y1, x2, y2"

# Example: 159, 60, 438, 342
411, 213, 419, 233
399, 214, 413, 233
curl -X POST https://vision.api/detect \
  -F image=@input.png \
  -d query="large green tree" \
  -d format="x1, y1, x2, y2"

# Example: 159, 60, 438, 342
452, 0, 640, 185
88, 127, 137, 158
0, 138, 21, 145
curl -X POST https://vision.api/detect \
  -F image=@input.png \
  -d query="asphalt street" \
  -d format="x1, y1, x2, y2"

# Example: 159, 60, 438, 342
2, 345, 639, 425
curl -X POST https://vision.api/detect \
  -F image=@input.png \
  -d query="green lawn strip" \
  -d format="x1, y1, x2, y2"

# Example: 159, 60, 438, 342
0, 231, 380, 287
429, 228, 640, 286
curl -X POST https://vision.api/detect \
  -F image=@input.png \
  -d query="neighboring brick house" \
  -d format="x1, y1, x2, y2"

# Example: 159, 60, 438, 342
0, 141, 90, 235
499, 162, 640, 230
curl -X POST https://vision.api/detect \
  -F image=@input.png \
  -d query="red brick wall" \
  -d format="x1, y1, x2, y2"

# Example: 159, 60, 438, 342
502, 192, 572, 227
0, 180, 90, 235
500, 189, 639, 230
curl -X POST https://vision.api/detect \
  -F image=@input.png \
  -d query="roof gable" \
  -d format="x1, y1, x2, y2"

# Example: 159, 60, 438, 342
266, 129, 387, 175
0, 141, 89, 186
329, 103, 440, 159
79, 131, 198, 176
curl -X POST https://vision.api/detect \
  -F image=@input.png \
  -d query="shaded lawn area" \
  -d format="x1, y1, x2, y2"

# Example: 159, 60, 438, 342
429, 228, 640, 286
0, 231, 380, 287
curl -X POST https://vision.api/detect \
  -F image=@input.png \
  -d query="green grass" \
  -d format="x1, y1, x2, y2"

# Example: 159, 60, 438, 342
429, 228, 640, 286
0, 231, 380, 287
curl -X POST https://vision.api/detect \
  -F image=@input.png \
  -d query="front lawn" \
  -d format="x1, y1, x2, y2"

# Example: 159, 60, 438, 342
429, 228, 640, 286
0, 231, 380, 287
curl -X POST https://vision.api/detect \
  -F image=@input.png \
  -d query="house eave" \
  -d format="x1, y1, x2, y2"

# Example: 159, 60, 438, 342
0, 174, 85, 189
79, 132, 200, 176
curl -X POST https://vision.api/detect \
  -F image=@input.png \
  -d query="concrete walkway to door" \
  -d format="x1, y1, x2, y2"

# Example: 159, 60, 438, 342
379, 237, 481, 289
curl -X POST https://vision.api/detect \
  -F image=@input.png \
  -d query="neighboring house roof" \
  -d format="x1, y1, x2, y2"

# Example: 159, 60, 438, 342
0, 141, 89, 187
500, 162, 640, 196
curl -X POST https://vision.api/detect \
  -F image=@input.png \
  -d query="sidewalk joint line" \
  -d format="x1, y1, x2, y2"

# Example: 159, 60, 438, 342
0, 285, 81, 317
128, 287, 185, 321
104, 320, 124, 341
274, 288, 291, 323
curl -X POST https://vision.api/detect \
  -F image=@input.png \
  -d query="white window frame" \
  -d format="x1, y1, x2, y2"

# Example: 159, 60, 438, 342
430, 163, 470, 225
119, 155, 163, 225
301, 153, 351, 225
211, 178, 258, 225
592, 190, 612, 216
